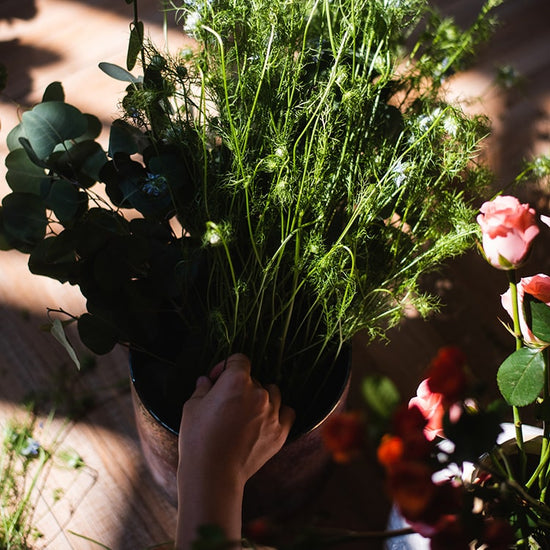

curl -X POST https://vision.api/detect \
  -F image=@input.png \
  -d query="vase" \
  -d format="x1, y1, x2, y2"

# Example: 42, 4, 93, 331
130, 349, 351, 519
384, 423, 544, 550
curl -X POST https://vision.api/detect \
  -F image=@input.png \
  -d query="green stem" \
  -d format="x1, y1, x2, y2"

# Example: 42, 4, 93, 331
508, 270, 526, 463
277, 211, 303, 373
527, 440, 550, 490
507, 269, 530, 544
542, 348, 550, 500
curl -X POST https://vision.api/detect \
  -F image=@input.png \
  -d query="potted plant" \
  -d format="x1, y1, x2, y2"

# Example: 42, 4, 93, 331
1, 0, 497, 508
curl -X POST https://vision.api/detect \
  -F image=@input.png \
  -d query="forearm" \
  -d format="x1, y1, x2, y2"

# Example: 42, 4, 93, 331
175, 466, 245, 550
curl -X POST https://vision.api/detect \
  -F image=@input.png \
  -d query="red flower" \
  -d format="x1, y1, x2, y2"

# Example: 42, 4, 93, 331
321, 411, 364, 463
430, 515, 471, 550
386, 461, 435, 521
393, 404, 432, 458
480, 518, 515, 550
426, 346, 467, 403
243, 517, 274, 543
393, 403, 427, 436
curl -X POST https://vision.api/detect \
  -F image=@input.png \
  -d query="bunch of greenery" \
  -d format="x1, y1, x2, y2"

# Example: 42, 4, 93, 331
1, 0, 498, 424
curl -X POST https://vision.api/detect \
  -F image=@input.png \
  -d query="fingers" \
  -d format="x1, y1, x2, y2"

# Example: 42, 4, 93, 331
209, 353, 251, 382
266, 384, 281, 410
206, 353, 295, 434
208, 360, 226, 382
267, 384, 295, 434
225, 353, 251, 375
279, 404, 296, 433
192, 375, 213, 398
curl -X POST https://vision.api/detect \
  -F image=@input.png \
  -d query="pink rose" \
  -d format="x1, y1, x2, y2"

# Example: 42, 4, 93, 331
409, 379, 444, 441
477, 195, 539, 269
501, 273, 550, 347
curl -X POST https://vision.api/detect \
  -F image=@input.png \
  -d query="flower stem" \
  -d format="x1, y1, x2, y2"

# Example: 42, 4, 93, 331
508, 270, 526, 473
507, 269, 530, 544
542, 348, 550, 500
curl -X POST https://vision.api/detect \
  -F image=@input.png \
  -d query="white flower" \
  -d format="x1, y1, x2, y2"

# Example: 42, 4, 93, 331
205, 221, 223, 246
208, 232, 221, 245
391, 159, 409, 187
418, 107, 442, 133
184, 11, 201, 34
443, 115, 458, 136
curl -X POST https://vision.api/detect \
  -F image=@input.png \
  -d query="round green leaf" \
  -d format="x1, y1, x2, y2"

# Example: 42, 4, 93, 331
46, 180, 82, 224
79, 142, 108, 182
51, 140, 107, 186
76, 114, 103, 142
18, 137, 50, 168
42, 82, 65, 102
2, 193, 47, 249
5, 149, 49, 193
29, 232, 78, 282
6, 124, 24, 152
528, 299, 550, 343
21, 101, 88, 159
497, 347, 545, 406
77, 313, 119, 355
108, 120, 141, 156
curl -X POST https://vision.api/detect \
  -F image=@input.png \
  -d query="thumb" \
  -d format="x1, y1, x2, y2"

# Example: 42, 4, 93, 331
192, 375, 213, 398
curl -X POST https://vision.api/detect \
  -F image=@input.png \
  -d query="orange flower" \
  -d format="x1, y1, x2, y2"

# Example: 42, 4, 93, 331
321, 411, 364, 463
377, 434, 404, 469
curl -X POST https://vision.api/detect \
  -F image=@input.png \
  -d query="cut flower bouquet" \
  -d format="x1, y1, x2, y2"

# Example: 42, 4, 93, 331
375, 194, 550, 549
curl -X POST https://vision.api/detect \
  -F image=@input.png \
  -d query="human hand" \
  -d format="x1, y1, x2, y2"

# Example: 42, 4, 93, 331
175, 354, 294, 549
178, 353, 295, 487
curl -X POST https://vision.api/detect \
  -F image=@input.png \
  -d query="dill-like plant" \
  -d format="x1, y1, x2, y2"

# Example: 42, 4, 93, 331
120, 0, 496, 388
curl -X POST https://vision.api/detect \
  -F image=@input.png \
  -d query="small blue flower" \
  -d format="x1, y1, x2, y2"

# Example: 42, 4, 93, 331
142, 173, 168, 197
20, 437, 40, 457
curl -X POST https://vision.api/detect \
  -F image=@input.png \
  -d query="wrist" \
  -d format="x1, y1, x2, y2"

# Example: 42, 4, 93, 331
178, 454, 248, 491
176, 462, 245, 549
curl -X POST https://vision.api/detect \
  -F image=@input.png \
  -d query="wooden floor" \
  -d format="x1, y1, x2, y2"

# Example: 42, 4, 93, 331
0, 0, 549, 548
